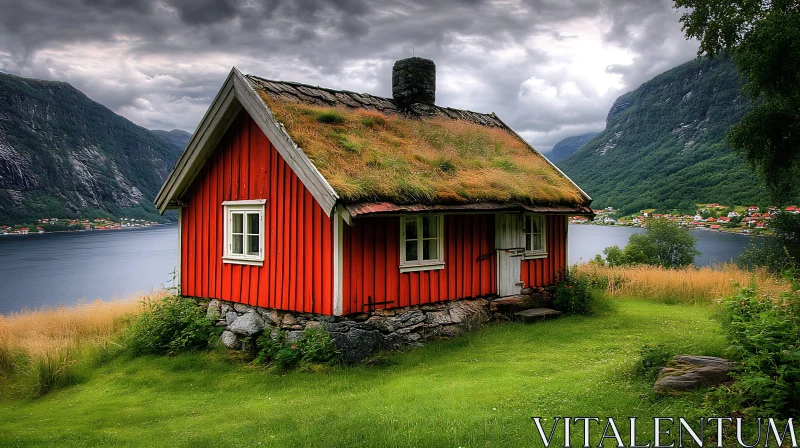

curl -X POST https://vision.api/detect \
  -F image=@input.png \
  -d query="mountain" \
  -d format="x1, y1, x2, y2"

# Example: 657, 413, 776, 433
151, 129, 191, 152
548, 132, 598, 164
0, 72, 183, 225
558, 57, 773, 215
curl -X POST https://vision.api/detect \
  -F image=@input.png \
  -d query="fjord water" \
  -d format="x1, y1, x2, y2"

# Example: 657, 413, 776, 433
0, 224, 762, 315
568, 224, 763, 266
0, 226, 179, 314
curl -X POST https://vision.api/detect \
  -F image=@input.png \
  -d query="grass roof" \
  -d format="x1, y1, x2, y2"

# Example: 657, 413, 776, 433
261, 93, 586, 206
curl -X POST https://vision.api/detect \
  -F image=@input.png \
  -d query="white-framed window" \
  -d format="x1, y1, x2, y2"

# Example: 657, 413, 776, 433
222, 200, 266, 266
399, 214, 445, 273
523, 214, 547, 258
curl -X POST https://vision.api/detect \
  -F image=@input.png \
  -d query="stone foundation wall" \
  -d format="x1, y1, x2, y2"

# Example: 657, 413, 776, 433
205, 287, 553, 364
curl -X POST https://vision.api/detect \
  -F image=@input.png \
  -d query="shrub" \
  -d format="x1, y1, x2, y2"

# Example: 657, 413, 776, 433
739, 212, 800, 278
708, 287, 800, 417
551, 273, 594, 314
125, 296, 219, 356
299, 328, 339, 364
255, 327, 340, 371
636, 344, 673, 380
273, 347, 301, 370
601, 219, 699, 268
602, 245, 627, 267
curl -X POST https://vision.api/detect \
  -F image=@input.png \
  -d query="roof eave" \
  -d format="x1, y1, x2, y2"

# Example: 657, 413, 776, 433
344, 201, 594, 218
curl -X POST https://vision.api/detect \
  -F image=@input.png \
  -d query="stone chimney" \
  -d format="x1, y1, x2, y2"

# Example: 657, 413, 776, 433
392, 57, 436, 107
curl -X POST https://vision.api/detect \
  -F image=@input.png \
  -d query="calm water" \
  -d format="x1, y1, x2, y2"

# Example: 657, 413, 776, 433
0, 226, 179, 314
0, 223, 762, 315
568, 224, 763, 266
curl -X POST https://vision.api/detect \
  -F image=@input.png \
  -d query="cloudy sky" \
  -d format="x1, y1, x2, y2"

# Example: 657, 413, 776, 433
0, 0, 698, 152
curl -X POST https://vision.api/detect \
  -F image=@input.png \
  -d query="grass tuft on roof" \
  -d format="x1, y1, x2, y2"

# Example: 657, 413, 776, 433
261, 93, 586, 205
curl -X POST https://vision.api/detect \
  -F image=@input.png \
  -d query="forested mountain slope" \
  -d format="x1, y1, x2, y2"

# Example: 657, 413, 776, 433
0, 72, 184, 224
548, 132, 597, 164
558, 57, 773, 215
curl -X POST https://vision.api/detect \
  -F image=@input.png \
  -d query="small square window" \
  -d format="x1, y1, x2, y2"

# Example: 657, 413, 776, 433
400, 214, 444, 272
223, 200, 266, 266
524, 214, 547, 258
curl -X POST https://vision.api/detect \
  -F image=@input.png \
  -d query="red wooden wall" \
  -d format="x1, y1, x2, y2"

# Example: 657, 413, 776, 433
342, 214, 497, 315
181, 111, 334, 314
520, 215, 567, 287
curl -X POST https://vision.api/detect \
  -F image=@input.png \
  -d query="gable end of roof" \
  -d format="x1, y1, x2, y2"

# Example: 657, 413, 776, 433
155, 67, 339, 217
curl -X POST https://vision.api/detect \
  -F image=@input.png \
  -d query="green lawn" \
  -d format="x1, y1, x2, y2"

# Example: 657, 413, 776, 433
0, 300, 726, 447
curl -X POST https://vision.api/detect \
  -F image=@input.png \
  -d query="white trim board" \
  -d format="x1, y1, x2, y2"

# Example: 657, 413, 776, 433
333, 212, 344, 316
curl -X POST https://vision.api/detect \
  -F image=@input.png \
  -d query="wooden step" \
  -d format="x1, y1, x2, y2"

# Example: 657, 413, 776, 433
514, 308, 562, 323
490, 295, 534, 314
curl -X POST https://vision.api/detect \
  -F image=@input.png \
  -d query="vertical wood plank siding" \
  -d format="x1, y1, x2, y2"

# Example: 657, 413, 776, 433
181, 111, 334, 314
520, 215, 567, 287
342, 215, 498, 315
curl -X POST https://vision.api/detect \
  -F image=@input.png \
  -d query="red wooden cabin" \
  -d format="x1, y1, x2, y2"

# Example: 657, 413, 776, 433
156, 58, 592, 316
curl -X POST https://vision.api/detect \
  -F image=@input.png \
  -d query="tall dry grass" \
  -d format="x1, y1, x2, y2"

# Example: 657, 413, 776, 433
0, 291, 165, 393
574, 263, 792, 304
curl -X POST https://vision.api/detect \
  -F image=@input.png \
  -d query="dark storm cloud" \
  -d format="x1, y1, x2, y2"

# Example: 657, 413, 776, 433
0, 0, 698, 150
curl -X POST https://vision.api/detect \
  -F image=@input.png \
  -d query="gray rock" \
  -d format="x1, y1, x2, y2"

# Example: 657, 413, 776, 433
282, 313, 298, 327
395, 322, 425, 335
259, 309, 281, 325
654, 356, 732, 393
305, 321, 322, 330
233, 303, 251, 313
398, 310, 426, 325
421, 303, 445, 311
439, 324, 460, 338
425, 310, 453, 325
225, 311, 238, 326
404, 332, 422, 342
372, 308, 398, 317
448, 300, 490, 323
206, 300, 221, 320
229, 311, 266, 337
364, 315, 400, 333
286, 331, 306, 343
331, 328, 384, 364
324, 322, 352, 333
520, 287, 535, 295
220, 303, 232, 315
220, 331, 240, 349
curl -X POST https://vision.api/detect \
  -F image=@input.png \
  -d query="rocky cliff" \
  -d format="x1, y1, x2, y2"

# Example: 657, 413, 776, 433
0, 72, 185, 225
558, 57, 774, 214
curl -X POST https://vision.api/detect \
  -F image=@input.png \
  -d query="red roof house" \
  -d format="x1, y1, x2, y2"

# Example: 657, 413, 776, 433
155, 58, 592, 317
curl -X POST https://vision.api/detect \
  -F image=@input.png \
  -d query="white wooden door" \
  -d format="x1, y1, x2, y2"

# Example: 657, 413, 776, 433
496, 213, 525, 296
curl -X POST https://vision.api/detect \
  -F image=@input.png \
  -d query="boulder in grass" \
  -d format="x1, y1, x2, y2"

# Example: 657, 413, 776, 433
654, 355, 732, 393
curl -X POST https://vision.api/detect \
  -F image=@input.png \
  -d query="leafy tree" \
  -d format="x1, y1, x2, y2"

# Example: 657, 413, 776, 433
603, 245, 628, 267
675, 0, 800, 201
602, 219, 699, 268
646, 219, 701, 268
739, 213, 800, 274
